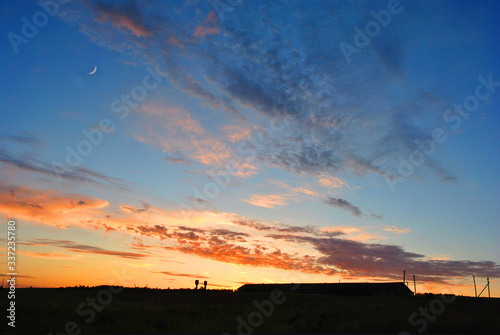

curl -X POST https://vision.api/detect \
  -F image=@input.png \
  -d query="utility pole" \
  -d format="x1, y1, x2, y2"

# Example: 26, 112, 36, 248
487, 277, 490, 298
403, 270, 406, 285
473, 275, 477, 297
413, 275, 416, 295
478, 277, 490, 298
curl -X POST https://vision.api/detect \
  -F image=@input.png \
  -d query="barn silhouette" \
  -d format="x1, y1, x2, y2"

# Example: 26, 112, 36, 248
238, 282, 413, 296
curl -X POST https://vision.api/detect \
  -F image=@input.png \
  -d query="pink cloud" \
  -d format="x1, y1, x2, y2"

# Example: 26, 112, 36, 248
193, 11, 220, 38
243, 194, 288, 208
94, 3, 152, 37
384, 225, 411, 234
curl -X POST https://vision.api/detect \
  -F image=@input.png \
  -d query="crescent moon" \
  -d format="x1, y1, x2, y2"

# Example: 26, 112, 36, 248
87, 65, 97, 75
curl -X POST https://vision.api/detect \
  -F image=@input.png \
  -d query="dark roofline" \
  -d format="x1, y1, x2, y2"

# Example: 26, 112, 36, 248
239, 282, 406, 286
237, 282, 414, 296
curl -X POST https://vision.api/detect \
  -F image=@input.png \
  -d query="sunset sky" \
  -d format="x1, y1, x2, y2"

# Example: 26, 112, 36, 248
1, 0, 499, 297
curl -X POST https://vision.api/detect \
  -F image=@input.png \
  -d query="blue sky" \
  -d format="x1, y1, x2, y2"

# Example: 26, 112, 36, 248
0, 0, 499, 295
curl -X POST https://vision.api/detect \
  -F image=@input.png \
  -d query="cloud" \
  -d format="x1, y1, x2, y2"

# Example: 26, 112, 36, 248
0, 131, 42, 146
220, 124, 253, 143
164, 156, 193, 165
323, 197, 362, 217
20, 238, 148, 260
58, 1, 464, 183
317, 176, 349, 189
211, 228, 250, 240
0, 131, 126, 187
94, 1, 153, 37
384, 225, 411, 234
0, 274, 34, 279
8, 2, 496, 291
243, 194, 288, 209
229, 217, 343, 237
123, 214, 341, 275
193, 11, 220, 38
184, 196, 210, 207
243, 180, 322, 209
6, 183, 496, 285
19, 251, 81, 260
0, 184, 109, 228
133, 102, 230, 165
152, 271, 209, 279
120, 202, 151, 214
134, 225, 171, 240
133, 102, 257, 176
321, 226, 360, 235
162, 237, 335, 276
268, 234, 500, 282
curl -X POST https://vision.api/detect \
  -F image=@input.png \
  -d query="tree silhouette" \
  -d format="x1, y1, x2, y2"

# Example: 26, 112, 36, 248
204, 280, 207, 290
195, 279, 199, 290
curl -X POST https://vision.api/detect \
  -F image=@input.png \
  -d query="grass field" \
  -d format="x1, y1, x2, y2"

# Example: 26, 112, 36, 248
3, 287, 500, 334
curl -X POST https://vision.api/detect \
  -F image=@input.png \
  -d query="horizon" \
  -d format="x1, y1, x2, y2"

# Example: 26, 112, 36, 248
1, 0, 499, 299
2, 280, 489, 295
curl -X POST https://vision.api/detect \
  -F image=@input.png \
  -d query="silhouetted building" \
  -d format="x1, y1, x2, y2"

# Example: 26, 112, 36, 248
237, 282, 413, 297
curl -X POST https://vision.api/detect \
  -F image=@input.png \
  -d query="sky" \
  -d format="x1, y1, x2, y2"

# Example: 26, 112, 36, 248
0, 0, 499, 296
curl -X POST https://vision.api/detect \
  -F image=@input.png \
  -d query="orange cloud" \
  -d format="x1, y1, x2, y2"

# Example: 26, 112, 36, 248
428, 255, 450, 261
134, 101, 256, 175
21, 239, 148, 260
220, 124, 253, 143
384, 225, 411, 234
0, 185, 109, 228
134, 102, 229, 165
20, 251, 81, 260
317, 176, 348, 189
243, 194, 288, 208
292, 186, 319, 197
321, 226, 384, 242
254, 180, 320, 206
4, 183, 497, 290
139, 103, 204, 134
321, 226, 360, 235
349, 232, 386, 242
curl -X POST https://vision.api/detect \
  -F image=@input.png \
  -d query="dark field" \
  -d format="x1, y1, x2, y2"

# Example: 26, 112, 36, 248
4, 287, 500, 334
